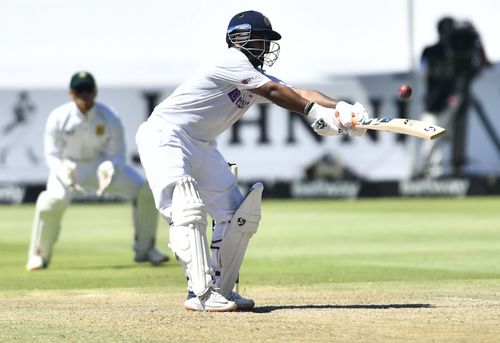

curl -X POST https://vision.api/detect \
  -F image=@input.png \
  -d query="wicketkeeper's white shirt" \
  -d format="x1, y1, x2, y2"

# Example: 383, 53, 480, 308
44, 101, 126, 173
44, 101, 145, 200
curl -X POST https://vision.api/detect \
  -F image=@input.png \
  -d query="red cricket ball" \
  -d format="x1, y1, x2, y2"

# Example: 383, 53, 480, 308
399, 84, 412, 99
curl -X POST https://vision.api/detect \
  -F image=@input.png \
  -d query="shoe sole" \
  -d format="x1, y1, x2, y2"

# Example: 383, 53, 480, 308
184, 304, 237, 312
26, 262, 47, 272
184, 305, 203, 311
206, 306, 237, 312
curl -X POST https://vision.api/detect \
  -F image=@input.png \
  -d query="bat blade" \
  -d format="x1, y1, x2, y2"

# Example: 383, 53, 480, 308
356, 118, 446, 140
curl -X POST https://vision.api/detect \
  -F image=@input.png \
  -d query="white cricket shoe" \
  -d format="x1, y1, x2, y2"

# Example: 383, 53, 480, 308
26, 255, 46, 271
184, 296, 204, 311
135, 248, 170, 265
184, 289, 237, 312
229, 291, 255, 311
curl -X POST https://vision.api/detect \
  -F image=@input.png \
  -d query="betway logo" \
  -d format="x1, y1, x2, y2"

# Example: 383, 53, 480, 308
291, 180, 361, 199
399, 179, 470, 196
0, 185, 25, 204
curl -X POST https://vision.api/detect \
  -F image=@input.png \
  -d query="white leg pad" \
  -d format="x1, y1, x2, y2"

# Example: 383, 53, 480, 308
219, 182, 263, 298
133, 183, 160, 258
27, 191, 68, 265
169, 176, 212, 296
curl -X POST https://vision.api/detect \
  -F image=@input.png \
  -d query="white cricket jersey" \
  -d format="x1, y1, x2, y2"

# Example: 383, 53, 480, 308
44, 101, 126, 172
151, 48, 278, 142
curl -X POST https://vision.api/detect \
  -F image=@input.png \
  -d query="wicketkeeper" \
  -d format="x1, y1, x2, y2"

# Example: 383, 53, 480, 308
26, 71, 169, 271
135, 10, 371, 312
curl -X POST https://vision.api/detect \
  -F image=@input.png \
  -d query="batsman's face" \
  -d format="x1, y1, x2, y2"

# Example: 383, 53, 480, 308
70, 86, 97, 114
244, 32, 280, 67
247, 33, 270, 52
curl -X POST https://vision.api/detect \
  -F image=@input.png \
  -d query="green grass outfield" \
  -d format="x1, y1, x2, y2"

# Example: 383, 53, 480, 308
1, 197, 500, 342
2, 197, 500, 290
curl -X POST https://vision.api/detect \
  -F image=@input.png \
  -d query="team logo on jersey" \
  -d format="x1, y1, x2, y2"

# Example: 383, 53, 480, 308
227, 88, 250, 109
95, 124, 105, 136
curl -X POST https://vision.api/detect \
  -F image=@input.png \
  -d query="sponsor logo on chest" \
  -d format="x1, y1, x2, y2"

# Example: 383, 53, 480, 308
241, 75, 261, 85
227, 88, 251, 109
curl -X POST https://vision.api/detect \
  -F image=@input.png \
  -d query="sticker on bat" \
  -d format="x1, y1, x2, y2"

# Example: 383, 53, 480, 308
358, 118, 392, 125
424, 126, 437, 132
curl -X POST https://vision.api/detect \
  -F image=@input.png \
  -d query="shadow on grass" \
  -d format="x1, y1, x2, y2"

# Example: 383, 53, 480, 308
253, 303, 433, 313
64, 263, 171, 270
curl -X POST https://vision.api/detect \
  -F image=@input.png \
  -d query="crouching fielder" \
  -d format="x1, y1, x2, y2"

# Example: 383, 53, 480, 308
135, 10, 370, 312
26, 71, 169, 271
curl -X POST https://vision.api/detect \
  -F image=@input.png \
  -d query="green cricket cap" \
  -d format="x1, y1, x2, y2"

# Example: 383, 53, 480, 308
70, 71, 96, 90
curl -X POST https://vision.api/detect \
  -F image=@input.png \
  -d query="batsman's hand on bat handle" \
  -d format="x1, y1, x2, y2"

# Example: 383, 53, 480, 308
345, 101, 369, 137
96, 160, 115, 196
308, 103, 346, 136
308, 101, 370, 137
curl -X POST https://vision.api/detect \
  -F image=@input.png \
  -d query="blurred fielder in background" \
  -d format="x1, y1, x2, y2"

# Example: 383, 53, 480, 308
136, 10, 371, 312
416, 17, 491, 177
26, 71, 169, 271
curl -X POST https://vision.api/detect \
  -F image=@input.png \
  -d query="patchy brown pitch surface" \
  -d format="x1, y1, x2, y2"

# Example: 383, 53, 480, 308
1, 284, 499, 343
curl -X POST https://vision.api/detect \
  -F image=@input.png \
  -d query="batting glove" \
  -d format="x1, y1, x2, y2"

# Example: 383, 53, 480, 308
308, 104, 347, 136
334, 101, 370, 137
348, 101, 369, 137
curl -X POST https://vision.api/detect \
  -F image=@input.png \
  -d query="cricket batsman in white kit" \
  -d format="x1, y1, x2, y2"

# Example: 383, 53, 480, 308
26, 71, 169, 271
136, 10, 371, 312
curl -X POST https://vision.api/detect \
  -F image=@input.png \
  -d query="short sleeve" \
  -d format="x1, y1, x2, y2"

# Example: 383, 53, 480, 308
210, 48, 271, 89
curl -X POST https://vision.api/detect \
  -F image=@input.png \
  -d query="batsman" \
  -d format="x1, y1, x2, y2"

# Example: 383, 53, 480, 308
136, 10, 372, 312
26, 72, 169, 271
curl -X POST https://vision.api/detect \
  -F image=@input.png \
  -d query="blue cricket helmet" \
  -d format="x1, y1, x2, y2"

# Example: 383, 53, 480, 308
226, 10, 281, 44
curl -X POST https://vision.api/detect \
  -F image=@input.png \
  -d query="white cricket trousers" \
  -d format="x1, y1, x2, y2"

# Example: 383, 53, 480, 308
135, 116, 243, 223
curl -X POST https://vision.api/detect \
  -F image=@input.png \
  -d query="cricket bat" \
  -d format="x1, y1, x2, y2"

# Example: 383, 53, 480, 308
356, 117, 446, 140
